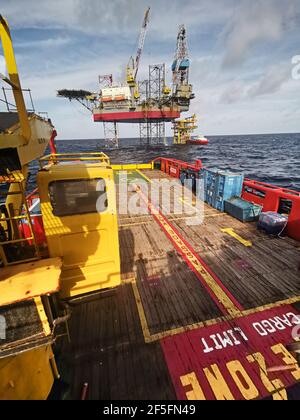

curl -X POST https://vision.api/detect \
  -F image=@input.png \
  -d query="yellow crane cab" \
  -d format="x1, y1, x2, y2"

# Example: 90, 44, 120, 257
0, 15, 122, 400
38, 153, 121, 299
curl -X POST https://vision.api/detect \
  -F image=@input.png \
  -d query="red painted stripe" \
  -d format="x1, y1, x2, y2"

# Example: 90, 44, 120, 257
94, 110, 180, 123
137, 188, 244, 315
161, 217, 244, 311
151, 212, 230, 315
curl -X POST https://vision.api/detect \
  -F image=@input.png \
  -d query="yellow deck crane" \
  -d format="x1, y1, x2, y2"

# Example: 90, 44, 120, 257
126, 7, 151, 101
0, 15, 62, 400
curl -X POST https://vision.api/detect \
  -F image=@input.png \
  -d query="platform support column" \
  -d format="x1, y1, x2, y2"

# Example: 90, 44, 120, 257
103, 122, 119, 149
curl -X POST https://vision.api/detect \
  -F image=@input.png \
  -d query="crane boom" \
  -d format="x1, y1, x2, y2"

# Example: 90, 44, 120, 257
134, 7, 150, 80
127, 7, 150, 88
172, 24, 190, 86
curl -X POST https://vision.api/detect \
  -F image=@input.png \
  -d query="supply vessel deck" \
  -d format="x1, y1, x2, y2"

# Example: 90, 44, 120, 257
1, 154, 300, 401
55, 163, 300, 400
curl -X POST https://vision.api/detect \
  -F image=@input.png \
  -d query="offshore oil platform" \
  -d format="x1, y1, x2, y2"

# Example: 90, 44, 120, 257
58, 8, 195, 148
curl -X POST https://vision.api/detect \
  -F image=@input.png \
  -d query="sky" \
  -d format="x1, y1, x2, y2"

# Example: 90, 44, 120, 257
0, 0, 300, 139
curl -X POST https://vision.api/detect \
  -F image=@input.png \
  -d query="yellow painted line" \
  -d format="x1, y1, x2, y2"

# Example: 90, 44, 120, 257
121, 276, 136, 285
153, 295, 300, 341
179, 197, 198, 212
131, 280, 152, 343
119, 222, 149, 228
34, 297, 51, 336
119, 215, 153, 221
168, 216, 200, 222
135, 169, 152, 183
239, 296, 300, 318
148, 317, 227, 343
167, 213, 224, 223
221, 228, 252, 247
128, 277, 227, 343
113, 164, 152, 170
128, 276, 300, 344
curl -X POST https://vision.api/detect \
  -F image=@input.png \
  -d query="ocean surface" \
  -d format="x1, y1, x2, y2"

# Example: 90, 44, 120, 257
28, 133, 300, 192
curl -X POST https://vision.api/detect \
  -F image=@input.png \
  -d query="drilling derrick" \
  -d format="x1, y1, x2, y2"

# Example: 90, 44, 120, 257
172, 24, 194, 112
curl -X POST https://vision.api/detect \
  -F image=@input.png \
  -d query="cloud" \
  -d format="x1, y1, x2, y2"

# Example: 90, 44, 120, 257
0, 55, 6, 75
219, 81, 246, 104
2, 0, 234, 40
15, 37, 71, 49
219, 63, 291, 105
222, 0, 300, 67
247, 64, 290, 97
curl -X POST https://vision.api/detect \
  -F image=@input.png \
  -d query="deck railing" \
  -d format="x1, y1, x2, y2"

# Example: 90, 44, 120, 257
39, 152, 111, 169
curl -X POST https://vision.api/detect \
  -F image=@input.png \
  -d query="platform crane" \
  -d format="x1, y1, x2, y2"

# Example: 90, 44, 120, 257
171, 24, 194, 112
172, 24, 189, 86
126, 7, 151, 100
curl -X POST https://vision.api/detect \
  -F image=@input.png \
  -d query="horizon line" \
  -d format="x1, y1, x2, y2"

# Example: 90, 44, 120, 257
56, 132, 300, 141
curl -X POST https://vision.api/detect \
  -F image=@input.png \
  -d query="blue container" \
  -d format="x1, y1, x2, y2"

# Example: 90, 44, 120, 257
258, 212, 288, 235
201, 168, 244, 211
172, 58, 190, 71
224, 197, 262, 222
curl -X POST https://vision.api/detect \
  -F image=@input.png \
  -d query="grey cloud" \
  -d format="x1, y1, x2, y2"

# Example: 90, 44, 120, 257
2, 0, 234, 39
15, 37, 71, 49
219, 63, 291, 104
219, 82, 246, 104
222, 0, 300, 68
247, 64, 290, 97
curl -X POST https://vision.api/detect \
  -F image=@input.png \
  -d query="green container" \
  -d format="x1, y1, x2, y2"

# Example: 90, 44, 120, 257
224, 197, 262, 222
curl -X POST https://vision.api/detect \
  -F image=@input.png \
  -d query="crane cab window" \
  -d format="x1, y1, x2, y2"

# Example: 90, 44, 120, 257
49, 179, 107, 217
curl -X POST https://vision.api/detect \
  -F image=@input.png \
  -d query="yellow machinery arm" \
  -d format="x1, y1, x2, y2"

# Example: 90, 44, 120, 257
0, 15, 31, 142
0, 14, 55, 169
0, 15, 55, 245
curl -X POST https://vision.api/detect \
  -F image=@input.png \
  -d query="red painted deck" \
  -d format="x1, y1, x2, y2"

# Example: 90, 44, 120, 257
161, 305, 300, 400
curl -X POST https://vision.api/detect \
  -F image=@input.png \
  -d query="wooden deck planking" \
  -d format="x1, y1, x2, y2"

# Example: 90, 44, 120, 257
61, 168, 300, 400
117, 187, 223, 333
140, 169, 300, 310
62, 284, 176, 400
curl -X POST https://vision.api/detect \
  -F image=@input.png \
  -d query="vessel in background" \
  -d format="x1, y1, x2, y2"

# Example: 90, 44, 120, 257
187, 134, 209, 145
